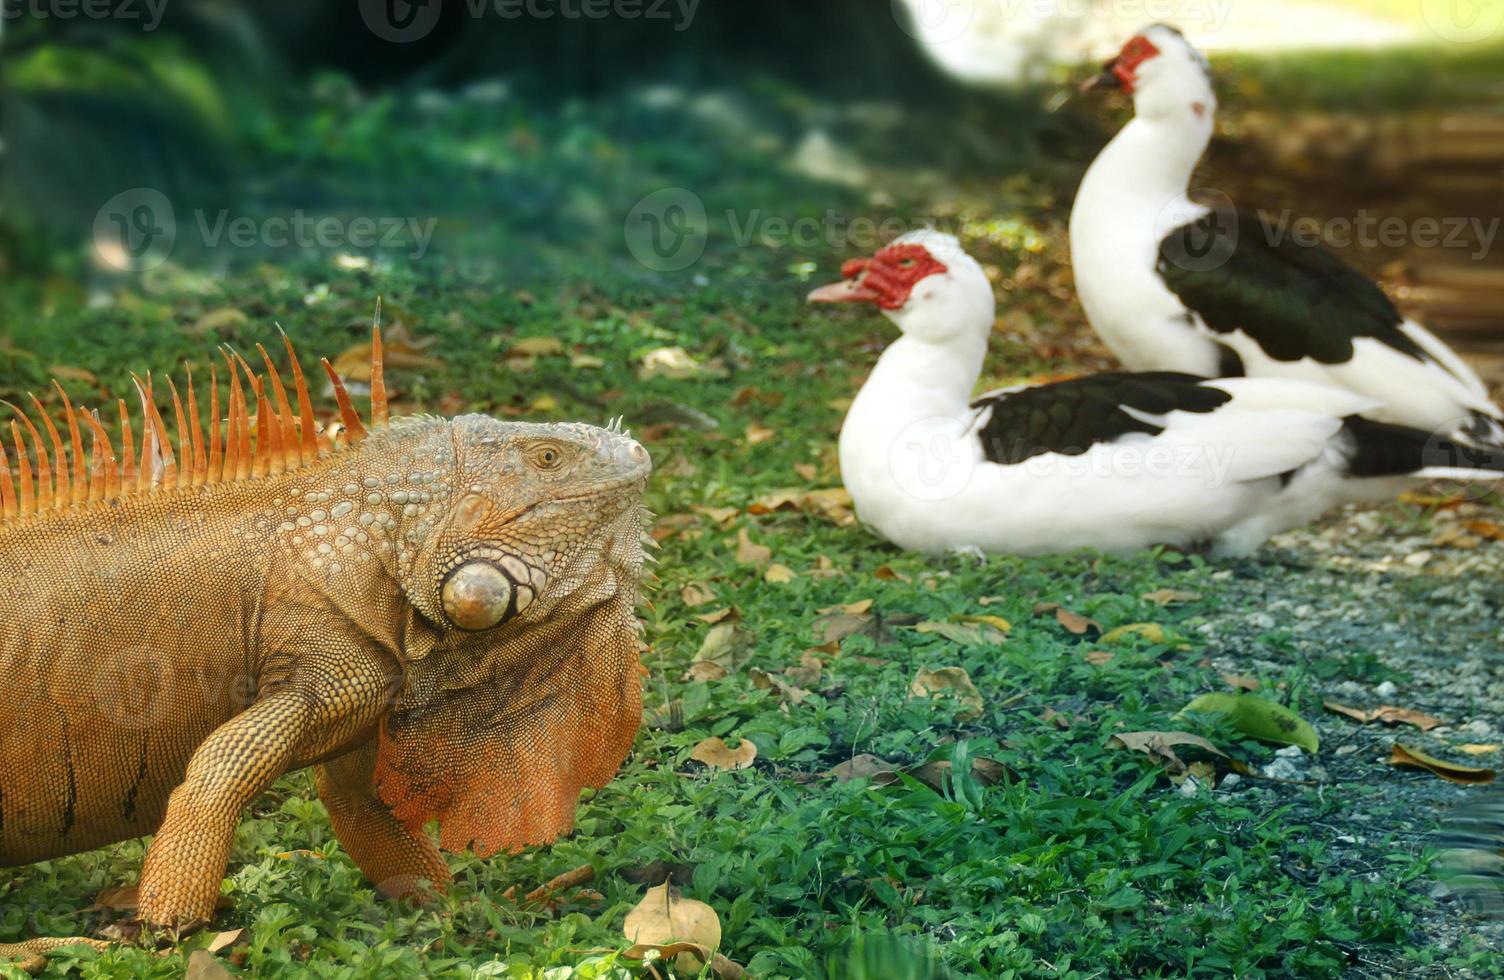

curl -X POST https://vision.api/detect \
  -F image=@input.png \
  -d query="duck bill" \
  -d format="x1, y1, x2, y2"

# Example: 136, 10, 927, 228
808, 279, 883, 305
1079, 56, 1122, 93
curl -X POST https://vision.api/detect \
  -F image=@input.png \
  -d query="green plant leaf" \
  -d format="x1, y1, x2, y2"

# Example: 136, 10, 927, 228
1177, 693, 1319, 752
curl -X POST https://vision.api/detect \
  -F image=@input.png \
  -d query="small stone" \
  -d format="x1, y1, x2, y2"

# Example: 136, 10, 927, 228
1404, 550, 1433, 568
1219, 773, 1241, 790
1376, 680, 1398, 699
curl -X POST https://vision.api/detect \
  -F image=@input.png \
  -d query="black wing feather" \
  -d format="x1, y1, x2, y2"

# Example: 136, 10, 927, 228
1157, 212, 1426, 364
973, 372, 1231, 465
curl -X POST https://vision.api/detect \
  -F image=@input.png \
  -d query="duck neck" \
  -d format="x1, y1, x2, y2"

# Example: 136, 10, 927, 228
850, 331, 987, 427
1085, 111, 1211, 207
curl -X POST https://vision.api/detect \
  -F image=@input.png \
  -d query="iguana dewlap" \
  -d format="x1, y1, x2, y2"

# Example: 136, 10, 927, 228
0, 329, 650, 946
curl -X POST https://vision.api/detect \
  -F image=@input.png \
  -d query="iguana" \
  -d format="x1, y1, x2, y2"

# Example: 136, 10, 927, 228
0, 328, 651, 955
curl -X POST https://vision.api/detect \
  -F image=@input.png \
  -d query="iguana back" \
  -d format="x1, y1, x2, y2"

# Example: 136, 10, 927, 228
0, 330, 651, 941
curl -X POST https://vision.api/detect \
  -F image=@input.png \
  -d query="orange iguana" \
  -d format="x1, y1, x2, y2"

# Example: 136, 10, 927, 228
0, 329, 651, 954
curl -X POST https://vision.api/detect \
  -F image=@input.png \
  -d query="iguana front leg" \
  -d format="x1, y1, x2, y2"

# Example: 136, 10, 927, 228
137, 653, 394, 932
316, 740, 451, 900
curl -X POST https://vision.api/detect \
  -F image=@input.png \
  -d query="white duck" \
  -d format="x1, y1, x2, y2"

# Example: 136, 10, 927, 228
1069, 24, 1504, 450
809, 230, 1503, 557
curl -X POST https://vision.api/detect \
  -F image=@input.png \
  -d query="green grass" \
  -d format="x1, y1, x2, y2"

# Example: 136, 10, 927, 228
0, 57, 1494, 980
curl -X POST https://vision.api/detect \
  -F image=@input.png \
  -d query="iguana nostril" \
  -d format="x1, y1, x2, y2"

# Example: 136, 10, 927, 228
441, 561, 514, 631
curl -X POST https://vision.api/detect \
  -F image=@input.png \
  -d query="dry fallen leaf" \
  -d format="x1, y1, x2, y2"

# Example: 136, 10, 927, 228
1037, 604, 1100, 636
690, 737, 757, 771
1387, 743, 1497, 784
639, 346, 717, 381
682, 662, 728, 683
623, 882, 722, 973
508, 336, 565, 357
784, 652, 824, 688
764, 563, 796, 584
794, 463, 818, 481
1082, 650, 1115, 666
813, 609, 873, 644
828, 754, 893, 782
1323, 701, 1443, 731
1463, 520, 1504, 541
956, 614, 1011, 633
909, 666, 984, 721
48, 365, 100, 388
734, 529, 771, 566
1221, 673, 1260, 692
1108, 731, 1238, 777
874, 564, 910, 582
186, 950, 232, 980
693, 623, 752, 670
203, 929, 244, 955
1041, 707, 1071, 729
1459, 744, 1500, 755
1142, 589, 1202, 606
680, 583, 716, 608
693, 506, 740, 525
818, 599, 873, 616
744, 422, 776, 445
909, 757, 1013, 791
749, 668, 812, 705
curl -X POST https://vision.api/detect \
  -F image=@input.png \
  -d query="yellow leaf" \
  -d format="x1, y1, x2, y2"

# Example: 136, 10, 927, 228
693, 505, 740, 525
764, 563, 796, 584
509, 336, 565, 356
817, 598, 872, 615
690, 737, 757, 771
909, 666, 984, 721
622, 883, 722, 973
1459, 744, 1500, 755
570, 354, 606, 369
1141, 589, 1202, 606
1102, 623, 1167, 645
956, 614, 1011, 633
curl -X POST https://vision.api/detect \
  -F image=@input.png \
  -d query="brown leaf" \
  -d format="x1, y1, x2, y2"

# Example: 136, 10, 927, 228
1463, 520, 1504, 541
1041, 707, 1071, 729
828, 754, 893, 782
693, 623, 752, 670
1109, 731, 1236, 776
813, 611, 872, 644
1387, 743, 1497, 784
874, 564, 910, 582
1082, 650, 1115, 666
186, 950, 233, 980
794, 463, 818, 481
748, 668, 811, 705
680, 583, 716, 608
694, 607, 738, 625
693, 506, 740, 525
909, 666, 984, 721
1221, 673, 1260, 691
682, 662, 728, 683
1323, 701, 1443, 731
621, 882, 722, 972
784, 652, 824, 688
744, 422, 776, 445
508, 336, 565, 357
48, 365, 100, 388
909, 757, 1013, 791
689, 737, 757, 771
734, 529, 771, 566
93, 884, 140, 910
1051, 606, 1100, 636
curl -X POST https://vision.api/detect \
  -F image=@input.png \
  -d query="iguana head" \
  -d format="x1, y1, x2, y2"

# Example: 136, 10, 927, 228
374, 414, 654, 857
397, 415, 651, 637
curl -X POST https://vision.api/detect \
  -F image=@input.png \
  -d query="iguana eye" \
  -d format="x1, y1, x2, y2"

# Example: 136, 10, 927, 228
528, 443, 565, 471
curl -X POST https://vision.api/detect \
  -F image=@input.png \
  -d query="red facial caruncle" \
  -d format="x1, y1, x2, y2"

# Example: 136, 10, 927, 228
808, 243, 948, 311
1110, 35, 1161, 94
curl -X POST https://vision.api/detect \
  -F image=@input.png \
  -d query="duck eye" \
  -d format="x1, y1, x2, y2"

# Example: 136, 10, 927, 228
899, 258, 916, 268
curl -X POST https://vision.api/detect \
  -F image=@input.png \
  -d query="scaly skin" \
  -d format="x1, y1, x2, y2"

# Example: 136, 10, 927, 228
0, 358, 651, 954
